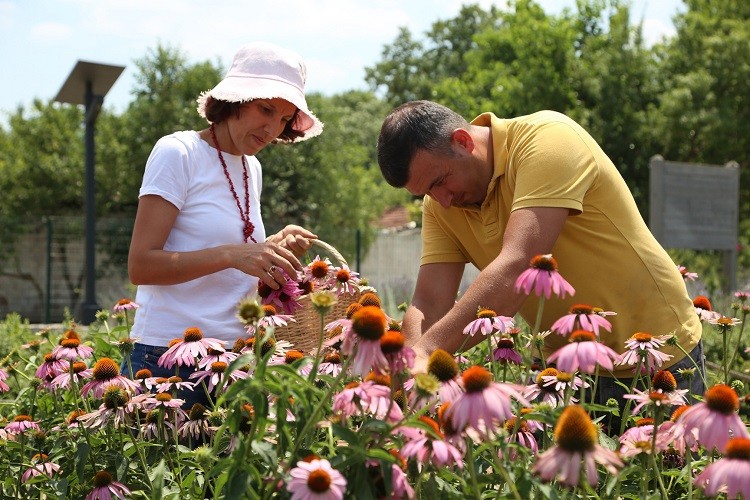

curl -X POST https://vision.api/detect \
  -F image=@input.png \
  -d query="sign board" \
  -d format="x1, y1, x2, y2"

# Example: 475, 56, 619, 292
649, 155, 740, 290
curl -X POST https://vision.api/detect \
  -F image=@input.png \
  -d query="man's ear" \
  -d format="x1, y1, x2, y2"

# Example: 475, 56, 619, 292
451, 128, 474, 154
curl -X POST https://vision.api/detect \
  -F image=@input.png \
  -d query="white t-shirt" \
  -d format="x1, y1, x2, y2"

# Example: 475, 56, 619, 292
131, 130, 265, 346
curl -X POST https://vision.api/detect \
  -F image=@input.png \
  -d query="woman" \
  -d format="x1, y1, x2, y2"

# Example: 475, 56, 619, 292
124, 42, 323, 407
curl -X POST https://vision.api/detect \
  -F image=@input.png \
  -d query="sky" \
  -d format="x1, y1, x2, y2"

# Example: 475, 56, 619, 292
0, 0, 685, 122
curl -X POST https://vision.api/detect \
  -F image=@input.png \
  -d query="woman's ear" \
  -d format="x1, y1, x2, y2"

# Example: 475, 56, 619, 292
450, 128, 475, 154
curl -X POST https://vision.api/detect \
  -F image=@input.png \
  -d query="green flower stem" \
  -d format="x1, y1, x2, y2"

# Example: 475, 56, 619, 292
619, 357, 644, 435
8, 364, 31, 381
722, 326, 730, 385
728, 313, 747, 375
125, 421, 150, 481
638, 454, 649, 499
77, 414, 99, 474
464, 436, 482, 500
487, 336, 497, 379
171, 408, 186, 498
686, 445, 693, 499
455, 335, 473, 370
16, 433, 26, 496
306, 312, 327, 385
124, 310, 132, 338
289, 355, 352, 464
533, 296, 547, 369
673, 341, 708, 390
590, 366, 600, 406
28, 383, 38, 420
488, 443, 521, 500
649, 407, 668, 498
124, 355, 135, 380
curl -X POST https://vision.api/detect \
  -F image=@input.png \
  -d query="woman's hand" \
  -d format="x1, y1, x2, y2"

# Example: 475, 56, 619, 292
129, 196, 317, 290
233, 240, 306, 289
266, 225, 317, 257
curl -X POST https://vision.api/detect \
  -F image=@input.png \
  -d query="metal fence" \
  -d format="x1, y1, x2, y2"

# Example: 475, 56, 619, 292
0, 216, 133, 323
0, 218, 480, 323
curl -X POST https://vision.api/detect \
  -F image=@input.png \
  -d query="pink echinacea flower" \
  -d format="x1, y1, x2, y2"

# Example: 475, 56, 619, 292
287, 458, 347, 500
113, 298, 139, 312
85, 471, 131, 500
694, 437, 750, 498
677, 265, 698, 281
341, 305, 389, 377
327, 263, 361, 296
399, 416, 465, 468
157, 327, 226, 369
546, 330, 619, 374
533, 405, 623, 488
675, 384, 750, 453
616, 332, 673, 374
22, 454, 60, 483
50, 332, 94, 361
463, 306, 514, 336
81, 357, 140, 398
445, 365, 529, 437
5, 415, 40, 435
514, 254, 575, 299
550, 304, 612, 337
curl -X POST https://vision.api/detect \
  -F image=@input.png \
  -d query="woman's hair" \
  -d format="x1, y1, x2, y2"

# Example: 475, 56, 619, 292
203, 97, 304, 143
376, 100, 469, 187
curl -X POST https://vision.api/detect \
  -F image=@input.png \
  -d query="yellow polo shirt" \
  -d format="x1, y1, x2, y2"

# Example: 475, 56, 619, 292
421, 111, 701, 377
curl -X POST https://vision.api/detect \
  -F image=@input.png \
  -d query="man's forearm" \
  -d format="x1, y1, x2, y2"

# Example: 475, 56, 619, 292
401, 304, 428, 347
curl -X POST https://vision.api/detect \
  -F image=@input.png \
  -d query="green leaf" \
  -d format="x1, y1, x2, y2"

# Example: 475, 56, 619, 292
148, 459, 167, 500
74, 442, 90, 481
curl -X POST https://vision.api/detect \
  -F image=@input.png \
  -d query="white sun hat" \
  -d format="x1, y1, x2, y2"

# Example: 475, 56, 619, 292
197, 41, 323, 141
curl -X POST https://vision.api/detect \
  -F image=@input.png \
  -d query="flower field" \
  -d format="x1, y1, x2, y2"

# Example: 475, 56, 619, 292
0, 256, 748, 499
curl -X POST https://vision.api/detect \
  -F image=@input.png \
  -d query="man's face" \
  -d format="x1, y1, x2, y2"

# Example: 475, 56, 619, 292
404, 148, 487, 209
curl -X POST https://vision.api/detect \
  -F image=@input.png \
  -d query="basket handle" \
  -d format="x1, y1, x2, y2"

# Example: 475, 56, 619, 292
308, 239, 348, 267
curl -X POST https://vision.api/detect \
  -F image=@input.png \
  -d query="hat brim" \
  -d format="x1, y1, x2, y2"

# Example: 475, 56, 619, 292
196, 75, 323, 142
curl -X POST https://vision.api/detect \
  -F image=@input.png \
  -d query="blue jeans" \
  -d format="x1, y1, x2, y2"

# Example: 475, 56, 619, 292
121, 342, 213, 410
594, 340, 706, 404
594, 341, 706, 434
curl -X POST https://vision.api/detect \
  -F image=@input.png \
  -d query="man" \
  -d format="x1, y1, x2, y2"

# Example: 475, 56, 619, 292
376, 100, 704, 402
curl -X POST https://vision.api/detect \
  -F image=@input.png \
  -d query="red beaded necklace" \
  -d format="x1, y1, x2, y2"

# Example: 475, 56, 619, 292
210, 123, 257, 243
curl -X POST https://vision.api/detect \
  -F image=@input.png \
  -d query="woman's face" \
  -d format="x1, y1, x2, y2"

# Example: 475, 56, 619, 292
227, 98, 297, 155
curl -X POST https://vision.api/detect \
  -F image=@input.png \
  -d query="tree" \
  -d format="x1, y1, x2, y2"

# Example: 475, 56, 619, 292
366, 4, 501, 107
432, 0, 578, 118
653, 0, 748, 177
0, 101, 93, 312
651, 0, 750, 281
565, 0, 661, 212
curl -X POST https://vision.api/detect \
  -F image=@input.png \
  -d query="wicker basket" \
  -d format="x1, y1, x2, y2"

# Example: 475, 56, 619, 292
273, 240, 361, 353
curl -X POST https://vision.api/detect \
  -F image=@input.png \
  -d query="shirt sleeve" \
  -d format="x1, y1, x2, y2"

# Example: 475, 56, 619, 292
420, 197, 469, 266
509, 119, 599, 215
139, 135, 191, 210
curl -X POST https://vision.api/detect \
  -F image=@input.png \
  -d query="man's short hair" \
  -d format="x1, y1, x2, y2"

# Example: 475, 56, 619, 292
376, 100, 469, 187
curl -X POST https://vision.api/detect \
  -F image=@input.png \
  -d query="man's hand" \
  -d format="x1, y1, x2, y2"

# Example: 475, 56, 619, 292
410, 346, 430, 375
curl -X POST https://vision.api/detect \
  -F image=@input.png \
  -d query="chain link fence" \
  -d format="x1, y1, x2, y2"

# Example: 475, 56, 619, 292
0, 216, 133, 323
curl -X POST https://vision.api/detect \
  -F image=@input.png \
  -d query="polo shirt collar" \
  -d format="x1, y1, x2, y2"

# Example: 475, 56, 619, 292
470, 112, 507, 200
